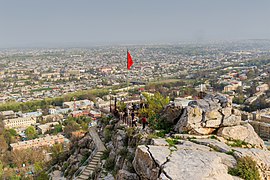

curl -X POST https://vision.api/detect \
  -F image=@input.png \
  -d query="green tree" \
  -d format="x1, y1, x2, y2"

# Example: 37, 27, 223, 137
25, 126, 37, 140
139, 92, 170, 118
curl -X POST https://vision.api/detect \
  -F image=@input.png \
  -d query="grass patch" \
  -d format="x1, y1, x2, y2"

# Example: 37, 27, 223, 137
225, 150, 235, 156
228, 139, 248, 147
166, 138, 179, 148
210, 135, 218, 140
228, 156, 260, 180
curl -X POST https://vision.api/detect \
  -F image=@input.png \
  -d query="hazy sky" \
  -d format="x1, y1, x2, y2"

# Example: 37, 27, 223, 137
0, 0, 270, 48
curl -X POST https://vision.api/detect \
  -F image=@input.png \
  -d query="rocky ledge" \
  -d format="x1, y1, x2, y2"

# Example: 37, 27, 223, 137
133, 136, 270, 180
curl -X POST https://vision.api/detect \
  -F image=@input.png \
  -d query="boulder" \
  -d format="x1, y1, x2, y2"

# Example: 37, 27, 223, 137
116, 170, 139, 180
222, 115, 241, 127
174, 94, 242, 135
132, 145, 160, 180
217, 123, 265, 149
78, 135, 92, 148
174, 106, 216, 135
204, 109, 223, 128
112, 129, 127, 153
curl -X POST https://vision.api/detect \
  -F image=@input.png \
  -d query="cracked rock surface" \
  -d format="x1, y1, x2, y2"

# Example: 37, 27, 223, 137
133, 139, 242, 180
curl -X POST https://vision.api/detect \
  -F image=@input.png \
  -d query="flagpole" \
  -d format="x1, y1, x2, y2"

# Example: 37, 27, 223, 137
126, 49, 130, 125
127, 49, 129, 95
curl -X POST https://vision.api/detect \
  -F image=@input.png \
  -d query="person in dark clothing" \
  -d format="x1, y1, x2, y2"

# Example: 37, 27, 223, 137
131, 111, 135, 127
132, 117, 137, 127
123, 111, 128, 124
142, 116, 147, 130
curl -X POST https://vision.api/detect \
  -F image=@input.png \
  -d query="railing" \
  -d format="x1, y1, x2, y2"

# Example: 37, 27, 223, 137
72, 146, 98, 179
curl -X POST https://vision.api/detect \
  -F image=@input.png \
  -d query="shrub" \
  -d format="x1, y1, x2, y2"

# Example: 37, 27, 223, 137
118, 148, 128, 158
104, 126, 113, 143
101, 148, 111, 160
104, 158, 115, 172
228, 139, 248, 147
228, 156, 260, 180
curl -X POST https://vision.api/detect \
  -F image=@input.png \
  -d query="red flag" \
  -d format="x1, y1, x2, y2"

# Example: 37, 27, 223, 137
127, 51, 133, 70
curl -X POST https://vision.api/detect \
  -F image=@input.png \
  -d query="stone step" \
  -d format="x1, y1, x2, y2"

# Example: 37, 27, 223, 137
91, 159, 99, 162
89, 163, 98, 167
82, 171, 92, 176
85, 165, 96, 170
83, 168, 93, 173
94, 154, 102, 158
76, 177, 86, 180
92, 157, 100, 161
77, 174, 89, 180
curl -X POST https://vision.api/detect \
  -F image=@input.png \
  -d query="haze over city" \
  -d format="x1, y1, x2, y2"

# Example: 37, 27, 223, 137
1, 1, 270, 180
1, 0, 270, 48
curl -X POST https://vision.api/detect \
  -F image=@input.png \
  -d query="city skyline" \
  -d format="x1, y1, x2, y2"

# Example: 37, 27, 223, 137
1, 0, 270, 48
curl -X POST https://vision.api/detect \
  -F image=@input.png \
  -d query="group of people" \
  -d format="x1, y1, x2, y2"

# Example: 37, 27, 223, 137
119, 108, 147, 130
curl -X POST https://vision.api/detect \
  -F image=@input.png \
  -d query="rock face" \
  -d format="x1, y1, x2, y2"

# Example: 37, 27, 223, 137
133, 139, 240, 180
217, 123, 266, 149
132, 145, 161, 180
133, 136, 270, 180
173, 93, 265, 150
116, 170, 139, 180
174, 93, 242, 135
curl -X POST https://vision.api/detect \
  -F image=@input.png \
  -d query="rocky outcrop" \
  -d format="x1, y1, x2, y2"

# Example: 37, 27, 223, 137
173, 93, 265, 150
116, 170, 139, 180
133, 138, 241, 180
133, 136, 270, 180
174, 93, 241, 135
217, 123, 265, 149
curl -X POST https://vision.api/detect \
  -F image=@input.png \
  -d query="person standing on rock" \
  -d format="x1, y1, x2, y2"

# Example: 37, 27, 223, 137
123, 109, 128, 124
131, 111, 135, 123
142, 116, 147, 130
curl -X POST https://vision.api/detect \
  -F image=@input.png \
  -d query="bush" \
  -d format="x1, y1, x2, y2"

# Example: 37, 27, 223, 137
118, 148, 128, 158
104, 126, 113, 143
228, 156, 260, 180
101, 148, 111, 160
104, 158, 115, 172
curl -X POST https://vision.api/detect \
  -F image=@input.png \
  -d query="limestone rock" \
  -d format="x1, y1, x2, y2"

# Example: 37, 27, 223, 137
133, 141, 239, 180
132, 145, 160, 180
164, 147, 236, 180
116, 170, 139, 180
160, 105, 183, 124
217, 123, 265, 149
191, 138, 232, 153
151, 138, 169, 146
174, 106, 216, 135
174, 93, 241, 135
222, 115, 241, 127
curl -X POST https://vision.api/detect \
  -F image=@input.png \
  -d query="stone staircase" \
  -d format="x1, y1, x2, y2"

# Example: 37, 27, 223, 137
76, 151, 103, 180
75, 127, 106, 180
